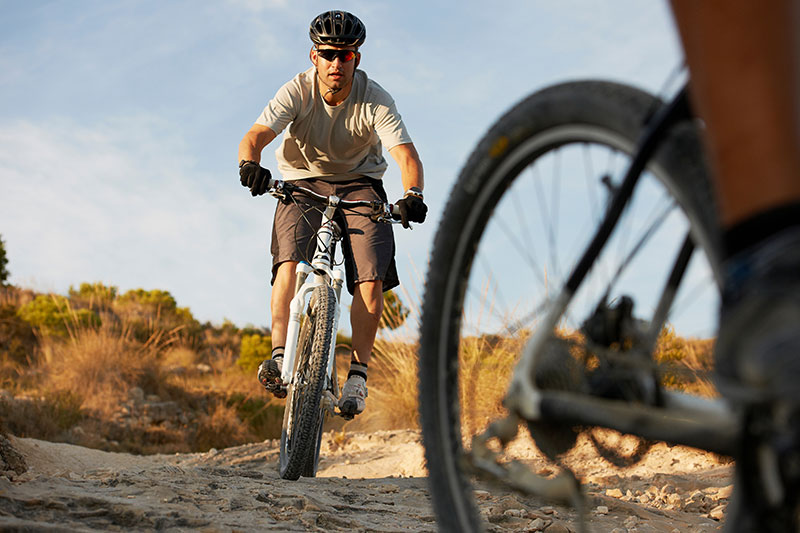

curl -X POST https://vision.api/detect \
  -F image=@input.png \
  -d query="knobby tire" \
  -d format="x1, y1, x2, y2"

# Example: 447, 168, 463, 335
280, 284, 336, 480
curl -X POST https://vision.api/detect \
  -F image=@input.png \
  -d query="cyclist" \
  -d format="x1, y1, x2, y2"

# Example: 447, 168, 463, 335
671, 1, 800, 530
237, 10, 427, 417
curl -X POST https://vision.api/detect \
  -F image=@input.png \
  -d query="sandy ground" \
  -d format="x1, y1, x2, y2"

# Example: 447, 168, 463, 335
0, 428, 733, 532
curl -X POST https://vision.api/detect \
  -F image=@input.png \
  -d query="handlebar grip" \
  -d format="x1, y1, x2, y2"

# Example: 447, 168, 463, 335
390, 204, 402, 220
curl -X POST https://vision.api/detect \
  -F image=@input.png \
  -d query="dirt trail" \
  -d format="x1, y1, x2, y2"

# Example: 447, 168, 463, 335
1, 429, 731, 532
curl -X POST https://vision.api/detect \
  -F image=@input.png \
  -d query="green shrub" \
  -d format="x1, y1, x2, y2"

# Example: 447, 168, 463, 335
0, 234, 8, 286
68, 282, 118, 310
380, 290, 409, 330
18, 295, 101, 337
115, 288, 200, 343
237, 333, 272, 373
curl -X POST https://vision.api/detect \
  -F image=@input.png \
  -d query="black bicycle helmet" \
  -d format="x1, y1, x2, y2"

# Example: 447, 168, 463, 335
309, 10, 366, 48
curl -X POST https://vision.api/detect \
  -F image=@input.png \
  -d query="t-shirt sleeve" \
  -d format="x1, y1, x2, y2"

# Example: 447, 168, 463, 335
372, 96, 413, 151
255, 78, 300, 134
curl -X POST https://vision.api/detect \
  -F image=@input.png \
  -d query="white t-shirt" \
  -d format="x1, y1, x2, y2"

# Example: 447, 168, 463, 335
256, 67, 413, 181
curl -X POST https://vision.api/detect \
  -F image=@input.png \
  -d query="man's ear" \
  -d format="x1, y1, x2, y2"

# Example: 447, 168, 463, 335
309, 47, 317, 66
355, 52, 361, 69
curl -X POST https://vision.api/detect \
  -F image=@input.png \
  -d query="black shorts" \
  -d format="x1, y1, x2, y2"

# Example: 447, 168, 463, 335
270, 177, 399, 295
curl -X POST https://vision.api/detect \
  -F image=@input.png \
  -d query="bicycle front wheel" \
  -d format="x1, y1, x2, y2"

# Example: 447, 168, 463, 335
419, 80, 721, 531
280, 284, 336, 480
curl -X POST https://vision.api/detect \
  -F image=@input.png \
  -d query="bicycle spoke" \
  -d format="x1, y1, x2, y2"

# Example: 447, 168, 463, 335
582, 143, 601, 224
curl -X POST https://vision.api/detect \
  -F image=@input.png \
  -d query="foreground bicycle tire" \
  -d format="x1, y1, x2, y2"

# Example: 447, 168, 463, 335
419, 80, 721, 531
280, 284, 336, 480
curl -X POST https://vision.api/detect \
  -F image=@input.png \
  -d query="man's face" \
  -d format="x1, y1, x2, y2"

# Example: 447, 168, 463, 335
311, 45, 360, 92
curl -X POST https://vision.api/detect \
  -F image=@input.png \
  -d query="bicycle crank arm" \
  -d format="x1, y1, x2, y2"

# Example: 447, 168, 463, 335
537, 390, 740, 457
467, 413, 588, 533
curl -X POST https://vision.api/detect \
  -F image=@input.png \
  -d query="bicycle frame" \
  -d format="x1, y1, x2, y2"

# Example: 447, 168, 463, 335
497, 85, 740, 456
279, 197, 345, 401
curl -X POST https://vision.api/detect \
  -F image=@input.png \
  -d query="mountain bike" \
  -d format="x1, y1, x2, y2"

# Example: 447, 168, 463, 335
418, 79, 740, 531
265, 179, 400, 480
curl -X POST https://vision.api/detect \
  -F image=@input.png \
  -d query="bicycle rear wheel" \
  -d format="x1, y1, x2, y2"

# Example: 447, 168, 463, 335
419, 80, 721, 531
280, 284, 336, 480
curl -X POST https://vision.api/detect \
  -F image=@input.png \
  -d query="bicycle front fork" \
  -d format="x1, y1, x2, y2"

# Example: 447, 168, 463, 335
280, 261, 345, 391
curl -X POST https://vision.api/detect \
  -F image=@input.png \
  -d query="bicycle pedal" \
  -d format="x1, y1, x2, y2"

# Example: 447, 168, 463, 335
321, 393, 356, 420
272, 387, 287, 399
261, 378, 287, 398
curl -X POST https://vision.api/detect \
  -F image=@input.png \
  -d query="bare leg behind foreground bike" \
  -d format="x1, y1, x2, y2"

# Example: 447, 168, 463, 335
672, 1, 800, 530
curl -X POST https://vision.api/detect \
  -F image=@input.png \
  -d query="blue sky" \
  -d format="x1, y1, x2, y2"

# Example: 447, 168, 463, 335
0, 0, 683, 329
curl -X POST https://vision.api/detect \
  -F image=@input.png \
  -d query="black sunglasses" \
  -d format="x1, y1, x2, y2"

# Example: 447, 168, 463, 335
315, 48, 359, 63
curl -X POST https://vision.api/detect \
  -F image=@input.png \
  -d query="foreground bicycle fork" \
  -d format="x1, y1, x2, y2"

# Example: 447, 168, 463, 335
466, 87, 741, 529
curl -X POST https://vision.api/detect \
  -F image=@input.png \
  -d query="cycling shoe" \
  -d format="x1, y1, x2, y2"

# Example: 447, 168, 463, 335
338, 375, 367, 417
258, 357, 287, 399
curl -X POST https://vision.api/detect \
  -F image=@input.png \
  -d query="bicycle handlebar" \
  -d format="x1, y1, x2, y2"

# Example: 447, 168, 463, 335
267, 178, 402, 223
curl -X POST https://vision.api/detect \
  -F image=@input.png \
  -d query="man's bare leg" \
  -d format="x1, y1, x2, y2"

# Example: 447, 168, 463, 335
270, 261, 298, 349
339, 280, 383, 416
257, 261, 297, 397
671, 0, 800, 227
350, 280, 384, 366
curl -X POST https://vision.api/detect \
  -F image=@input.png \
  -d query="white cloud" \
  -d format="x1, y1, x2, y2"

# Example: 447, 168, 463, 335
0, 117, 274, 326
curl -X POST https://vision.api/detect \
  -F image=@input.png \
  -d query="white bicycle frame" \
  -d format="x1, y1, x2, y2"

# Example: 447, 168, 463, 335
280, 195, 345, 395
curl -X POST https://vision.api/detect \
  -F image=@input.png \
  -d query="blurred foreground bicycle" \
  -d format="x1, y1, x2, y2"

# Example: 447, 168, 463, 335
418, 80, 739, 531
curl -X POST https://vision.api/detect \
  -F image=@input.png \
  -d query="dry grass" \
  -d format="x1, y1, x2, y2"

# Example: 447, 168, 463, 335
1, 297, 280, 452
458, 333, 527, 436
364, 337, 420, 430
43, 322, 172, 415
192, 400, 253, 451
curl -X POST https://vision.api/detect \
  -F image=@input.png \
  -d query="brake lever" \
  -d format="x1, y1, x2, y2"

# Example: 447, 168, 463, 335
370, 202, 405, 225
267, 179, 287, 201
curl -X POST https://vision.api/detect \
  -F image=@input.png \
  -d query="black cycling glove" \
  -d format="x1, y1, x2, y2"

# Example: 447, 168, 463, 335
396, 193, 427, 229
239, 160, 272, 197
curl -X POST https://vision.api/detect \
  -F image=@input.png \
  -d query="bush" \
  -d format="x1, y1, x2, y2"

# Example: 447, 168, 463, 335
191, 401, 253, 451
0, 234, 8, 286
237, 334, 272, 373
0, 304, 37, 365
68, 282, 118, 310
0, 392, 84, 440
380, 290, 409, 330
115, 288, 200, 343
18, 295, 101, 337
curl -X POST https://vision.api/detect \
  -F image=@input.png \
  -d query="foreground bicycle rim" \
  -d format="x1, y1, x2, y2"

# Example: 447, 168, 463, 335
280, 284, 335, 480
419, 80, 721, 531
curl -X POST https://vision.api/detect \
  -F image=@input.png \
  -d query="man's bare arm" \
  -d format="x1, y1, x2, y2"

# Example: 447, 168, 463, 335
238, 124, 277, 163
389, 142, 424, 193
